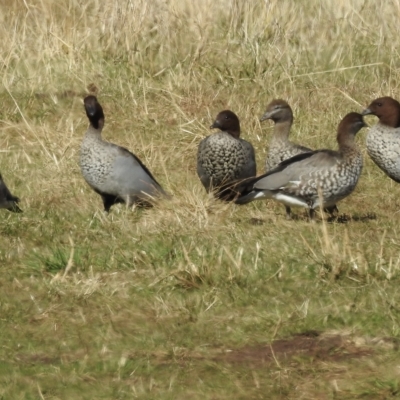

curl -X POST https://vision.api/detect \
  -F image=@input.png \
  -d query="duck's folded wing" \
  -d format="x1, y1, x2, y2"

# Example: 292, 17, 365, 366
107, 149, 165, 198
239, 140, 257, 178
254, 150, 338, 190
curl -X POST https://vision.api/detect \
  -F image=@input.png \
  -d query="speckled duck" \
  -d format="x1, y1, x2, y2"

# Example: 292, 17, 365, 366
362, 96, 400, 183
236, 113, 366, 220
197, 110, 256, 201
80, 95, 166, 212
261, 99, 311, 171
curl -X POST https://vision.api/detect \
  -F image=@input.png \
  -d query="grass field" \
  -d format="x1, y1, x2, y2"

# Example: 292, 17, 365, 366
2, 0, 400, 398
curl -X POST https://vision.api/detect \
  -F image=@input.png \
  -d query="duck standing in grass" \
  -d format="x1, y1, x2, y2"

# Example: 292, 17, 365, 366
80, 95, 167, 212
362, 96, 400, 183
197, 110, 256, 201
235, 113, 366, 220
0, 174, 22, 212
261, 99, 338, 218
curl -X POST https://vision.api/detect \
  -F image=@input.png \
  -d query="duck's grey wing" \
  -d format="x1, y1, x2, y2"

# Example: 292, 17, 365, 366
118, 146, 165, 191
103, 145, 166, 200
238, 139, 257, 179
254, 150, 338, 190
235, 150, 338, 204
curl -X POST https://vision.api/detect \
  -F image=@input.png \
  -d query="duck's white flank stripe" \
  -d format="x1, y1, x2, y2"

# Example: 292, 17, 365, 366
274, 193, 308, 208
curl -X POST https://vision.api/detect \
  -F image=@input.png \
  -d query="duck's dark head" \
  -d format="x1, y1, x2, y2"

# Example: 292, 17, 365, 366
84, 95, 105, 130
362, 96, 400, 128
210, 110, 241, 138
260, 99, 293, 124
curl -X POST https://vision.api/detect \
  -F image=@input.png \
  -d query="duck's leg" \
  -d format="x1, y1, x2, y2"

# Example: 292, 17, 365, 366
325, 204, 339, 217
285, 205, 292, 220
8, 203, 22, 213
308, 208, 316, 221
101, 194, 117, 213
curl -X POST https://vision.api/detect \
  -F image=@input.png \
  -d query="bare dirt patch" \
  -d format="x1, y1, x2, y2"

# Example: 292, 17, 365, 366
216, 331, 374, 366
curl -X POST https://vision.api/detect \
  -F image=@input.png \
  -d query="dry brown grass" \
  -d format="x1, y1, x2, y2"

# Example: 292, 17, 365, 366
1, 0, 400, 398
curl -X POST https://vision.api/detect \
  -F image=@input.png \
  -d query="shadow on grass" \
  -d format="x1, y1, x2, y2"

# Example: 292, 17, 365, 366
247, 212, 377, 226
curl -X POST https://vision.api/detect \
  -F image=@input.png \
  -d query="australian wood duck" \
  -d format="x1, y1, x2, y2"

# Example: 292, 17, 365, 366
261, 99, 337, 218
0, 174, 22, 212
262, 99, 311, 171
362, 96, 400, 183
236, 113, 366, 219
197, 110, 256, 201
80, 96, 166, 212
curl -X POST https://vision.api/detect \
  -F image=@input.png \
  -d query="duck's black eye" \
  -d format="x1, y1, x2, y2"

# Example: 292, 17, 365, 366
225, 115, 229, 119
377, 102, 383, 107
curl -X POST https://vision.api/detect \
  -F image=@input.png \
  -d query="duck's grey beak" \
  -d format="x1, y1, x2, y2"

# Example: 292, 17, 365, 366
259, 111, 273, 122
210, 121, 219, 129
361, 108, 372, 116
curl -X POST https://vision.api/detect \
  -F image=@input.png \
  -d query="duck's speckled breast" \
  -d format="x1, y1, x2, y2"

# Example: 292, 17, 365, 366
197, 132, 255, 188
80, 135, 116, 188
366, 124, 400, 182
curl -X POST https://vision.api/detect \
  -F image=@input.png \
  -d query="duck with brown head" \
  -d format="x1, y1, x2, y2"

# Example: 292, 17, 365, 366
236, 113, 366, 220
260, 99, 339, 218
0, 174, 22, 213
197, 110, 256, 201
362, 96, 400, 183
261, 99, 312, 171
80, 95, 167, 212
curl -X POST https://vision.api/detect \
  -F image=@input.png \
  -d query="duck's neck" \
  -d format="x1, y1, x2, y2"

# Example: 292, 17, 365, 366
270, 120, 292, 144
85, 119, 104, 139
379, 110, 400, 128
227, 129, 240, 139
338, 134, 359, 158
